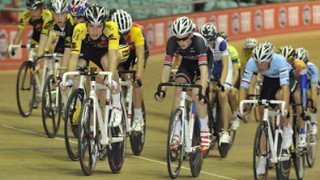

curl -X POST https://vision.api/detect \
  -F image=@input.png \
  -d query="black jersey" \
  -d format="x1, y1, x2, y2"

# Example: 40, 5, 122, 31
163, 32, 208, 67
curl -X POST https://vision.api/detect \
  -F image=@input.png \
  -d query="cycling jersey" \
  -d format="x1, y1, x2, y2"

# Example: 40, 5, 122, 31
207, 36, 233, 88
164, 32, 208, 67
71, 21, 121, 54
18, 9, 52, 42
126, 23, 147, 50
241, 53, 291, 89
228, 45, 240, 68
306, 62, 319, 87
293, 60, 308, 111
42, 14, 75, 53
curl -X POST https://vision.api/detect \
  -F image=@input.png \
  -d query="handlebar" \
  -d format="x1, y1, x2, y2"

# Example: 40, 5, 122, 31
239, 99, 286, 116
8, 44, 38, 49
118, 70, 136, 80
157, 82, 203, 94
62, 69, 113, 86
33, 53, 63, 62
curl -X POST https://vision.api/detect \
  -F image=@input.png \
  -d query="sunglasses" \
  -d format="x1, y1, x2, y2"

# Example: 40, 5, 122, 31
175, 34, 190, 42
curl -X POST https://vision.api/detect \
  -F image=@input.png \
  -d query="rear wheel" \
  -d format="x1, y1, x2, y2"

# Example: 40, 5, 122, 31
41, 75, 62, 138
189, 115, 203, 177
78, 98, 97, 176
107, 107, 126, 173
64, 89, 84, 161
16, 61, 36, 117
130, 100, 146, 156
167, 109, 184, 179
306, 122, 316, 167
253, 122, 270, 180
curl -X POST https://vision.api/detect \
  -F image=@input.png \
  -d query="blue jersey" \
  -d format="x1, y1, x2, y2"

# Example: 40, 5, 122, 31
307, 62, 319, 87
241, 53, 291, 89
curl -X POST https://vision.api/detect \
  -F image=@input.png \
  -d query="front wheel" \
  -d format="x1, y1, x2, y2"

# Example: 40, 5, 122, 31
78, 98, 97, 176
129, 100, 146, 156
16, 61, 36, 117
189, 115, 203, 177
306, 123, 316, 167
293, 118, 304, 180
253, 122, 270, 180
167, 109, 184, 179
64, 89, 84, 161
41, 75, 62, 138
275, 131, 291, 180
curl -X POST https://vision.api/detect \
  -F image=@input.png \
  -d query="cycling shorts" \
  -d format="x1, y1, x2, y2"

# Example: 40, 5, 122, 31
176, 59, 201, 83
259, 76, 281, 101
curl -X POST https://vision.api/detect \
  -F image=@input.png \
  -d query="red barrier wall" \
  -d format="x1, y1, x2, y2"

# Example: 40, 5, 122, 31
1, 1, 320, 70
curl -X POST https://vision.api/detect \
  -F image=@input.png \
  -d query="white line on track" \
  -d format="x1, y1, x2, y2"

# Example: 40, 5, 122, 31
2, 123, 237, 180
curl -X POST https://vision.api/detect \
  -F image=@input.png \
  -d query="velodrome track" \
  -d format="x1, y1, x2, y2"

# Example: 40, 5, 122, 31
1, 30, 319, 180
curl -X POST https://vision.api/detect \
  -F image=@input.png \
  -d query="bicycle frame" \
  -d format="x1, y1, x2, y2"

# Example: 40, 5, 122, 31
240, 99, 288, 163
119, 72, 134, 133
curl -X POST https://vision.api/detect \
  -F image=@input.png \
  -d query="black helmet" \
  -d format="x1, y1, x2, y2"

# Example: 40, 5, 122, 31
26, 0, 44, 9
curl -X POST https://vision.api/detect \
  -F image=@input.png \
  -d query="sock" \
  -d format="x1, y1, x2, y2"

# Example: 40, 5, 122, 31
200, 116, 209, 131
298, 128, 306, 134
134, 108, 142, 120
112, 93, 121, 109
310, 113, 317, 124
232, 111, 238, 118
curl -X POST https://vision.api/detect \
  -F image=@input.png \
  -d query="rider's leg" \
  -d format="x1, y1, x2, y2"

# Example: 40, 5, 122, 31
218, 88, 231, 143
293, 87, 306, 147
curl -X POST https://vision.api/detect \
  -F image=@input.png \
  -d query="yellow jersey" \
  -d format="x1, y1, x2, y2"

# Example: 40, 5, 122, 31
228, 45, 240, 68
71, 21, 120, 54
126, 23, 146, 50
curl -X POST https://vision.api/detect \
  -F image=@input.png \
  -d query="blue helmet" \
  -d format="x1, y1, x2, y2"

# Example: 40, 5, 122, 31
68, 0, 89, 17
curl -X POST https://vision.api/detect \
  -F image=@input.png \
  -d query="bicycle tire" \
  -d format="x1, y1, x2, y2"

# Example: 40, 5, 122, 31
129, 100, 146, 156
41, 75, 62, 138
78, 98, 97, 175
253, 122, 270, 180
167, 109, 184, 179
107, 106, 126, 173
292, 111, 304, 180
306, 123, 316, 167
189, 115, 203, 177
203, 97, 217, 158
275, 130, 291, 180
64, 89, 84, 161
16, 61, 36, 117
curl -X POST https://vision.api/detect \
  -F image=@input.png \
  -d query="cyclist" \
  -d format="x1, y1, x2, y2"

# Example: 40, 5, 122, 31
155, 16, 210, 152
238, 42, 292, 175
278, 46, 308, 148
67, 4, 128, 126
217, 31, 241, 131
41, 0, 74, 76
7, 0, 51, 56
295, 47, 318, 135
200, 22, 233, 145
111, 9, 149, 132
67, 0, 89, 24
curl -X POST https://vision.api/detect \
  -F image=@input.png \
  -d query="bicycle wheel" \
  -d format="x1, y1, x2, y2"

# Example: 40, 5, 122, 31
275, 130, 291, 180
16, 61, 36, 117
292, 117, 304, 180
41, 75, 62, 138
129, 100, 146, 156
107, 108, 126, 173
64, 89, 84, 161
253, 122, 270, 180
78, 98, 98, 176
189, 115, 203, 177
204, 98, 217, 158
253, 105, 260, 122
167, 109, 184, 179
306, 123, 316, 167
217, 105, 234, 158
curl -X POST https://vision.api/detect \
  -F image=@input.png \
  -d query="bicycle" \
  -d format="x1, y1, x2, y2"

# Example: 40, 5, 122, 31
11, 44, 48, 117
156, 82, 203, 178
247, 80, 262, 122
67, 68, 126, 175
41, 53, 65, 138
118, 70, 146, 156
239, 99, 291, 180
291, 99, 317, 180
205, 82, 237, 158
62, 66, 88, 161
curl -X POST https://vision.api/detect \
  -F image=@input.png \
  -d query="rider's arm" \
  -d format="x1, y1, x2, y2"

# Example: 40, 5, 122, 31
232, 63, 239, 86
37, 18, 53, 56
68, 23, 84, 72
239, 58, 255, 102
13, 29, 24, 45
219, 40, 229, 85
161, 65, 171, 83
299, 69, 308, 112
135, 45, 145, 78
310, 65, 319, 111
279, 59, 291, 111
44, 31, 55, 53
199, 65, 208, 95
172, 54, 182, 69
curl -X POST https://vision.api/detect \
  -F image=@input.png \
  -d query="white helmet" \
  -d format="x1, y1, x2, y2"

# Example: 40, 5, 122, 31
111, 9, 132, 34
171, 16, 193, 37
261, 41, 275, 51
200, 22, 217, 41
26, 0, 44, 9
50, 0, 68, 13
252, 43, 274, 63
244, 38, 257, 49
295, 47, 309, 63
84, 4, 107, 24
